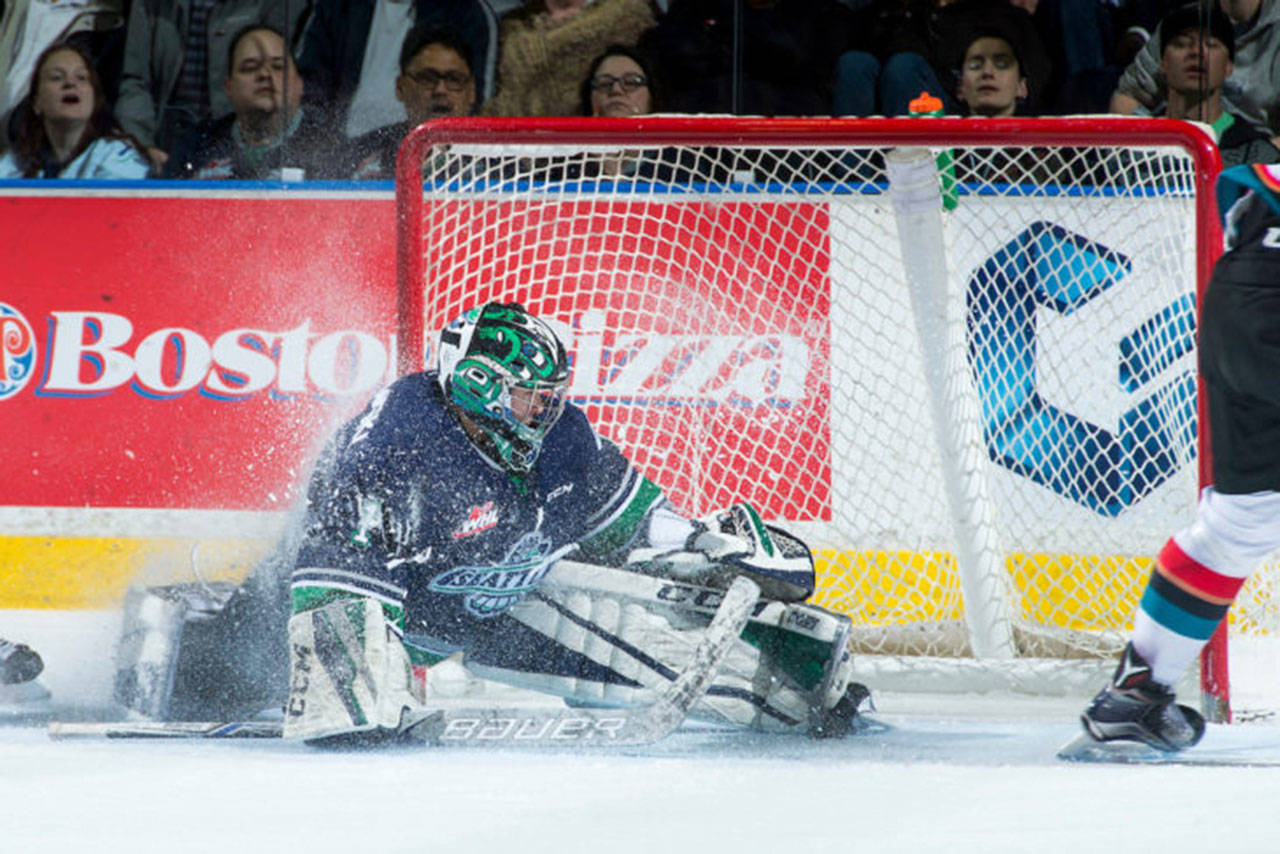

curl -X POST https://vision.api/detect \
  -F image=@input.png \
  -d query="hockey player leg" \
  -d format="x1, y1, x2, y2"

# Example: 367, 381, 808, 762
1081, 489, 1280, 751
706, 598, 866, 738
282, 597, 425, 744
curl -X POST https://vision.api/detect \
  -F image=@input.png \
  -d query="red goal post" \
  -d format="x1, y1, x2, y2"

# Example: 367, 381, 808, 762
396, 116, 1236, 714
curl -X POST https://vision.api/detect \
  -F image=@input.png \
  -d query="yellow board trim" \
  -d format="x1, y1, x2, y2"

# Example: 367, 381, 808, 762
0, 536, 270, 609
811, 548, 1152, 631
0, 536, 1159, 634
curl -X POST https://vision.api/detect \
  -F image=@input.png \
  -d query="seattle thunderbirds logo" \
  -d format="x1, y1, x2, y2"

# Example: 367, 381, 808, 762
429, 531, 559, 618
0, 304, 35, 400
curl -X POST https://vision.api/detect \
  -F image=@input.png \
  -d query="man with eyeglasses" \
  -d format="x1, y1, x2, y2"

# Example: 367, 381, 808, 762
296, 0, 495, 138
349, 24, 477, 180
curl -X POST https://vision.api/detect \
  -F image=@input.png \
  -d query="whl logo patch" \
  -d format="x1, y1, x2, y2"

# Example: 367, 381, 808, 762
429, 531, 559, 618
452, 501, 499, 539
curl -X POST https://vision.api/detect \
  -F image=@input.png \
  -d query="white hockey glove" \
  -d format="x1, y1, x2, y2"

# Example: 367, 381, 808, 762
629, 503, 815, 602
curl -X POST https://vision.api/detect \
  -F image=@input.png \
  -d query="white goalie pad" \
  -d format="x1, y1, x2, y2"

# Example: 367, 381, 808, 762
282, 598, 424, 742
467, 560, 856, 734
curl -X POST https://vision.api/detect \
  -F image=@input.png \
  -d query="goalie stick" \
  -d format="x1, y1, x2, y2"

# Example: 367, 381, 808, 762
48, 576, 760, 747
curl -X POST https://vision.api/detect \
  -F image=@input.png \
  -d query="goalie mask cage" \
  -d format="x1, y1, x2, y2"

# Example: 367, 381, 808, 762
396, 116, 1257, 719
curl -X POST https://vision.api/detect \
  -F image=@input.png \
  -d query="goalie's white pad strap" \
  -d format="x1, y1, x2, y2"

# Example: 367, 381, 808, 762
282, 598, 422, 741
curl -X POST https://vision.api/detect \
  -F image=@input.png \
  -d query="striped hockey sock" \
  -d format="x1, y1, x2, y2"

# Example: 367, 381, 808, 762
1131, 539, 1247, 687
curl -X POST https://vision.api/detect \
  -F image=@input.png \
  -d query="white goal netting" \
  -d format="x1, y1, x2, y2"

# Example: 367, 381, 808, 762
397, 116, 1276, 701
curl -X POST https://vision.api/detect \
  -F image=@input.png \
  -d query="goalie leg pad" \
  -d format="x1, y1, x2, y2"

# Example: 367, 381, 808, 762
467, 561, 864, 736
283, 598, 423, 742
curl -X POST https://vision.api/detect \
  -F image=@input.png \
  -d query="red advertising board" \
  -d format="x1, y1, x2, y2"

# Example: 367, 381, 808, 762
420, 200, 833, 521
0, 191, 397, 511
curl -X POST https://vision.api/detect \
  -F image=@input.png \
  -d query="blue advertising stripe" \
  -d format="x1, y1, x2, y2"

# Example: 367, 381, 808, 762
1139, 585, 1221, 640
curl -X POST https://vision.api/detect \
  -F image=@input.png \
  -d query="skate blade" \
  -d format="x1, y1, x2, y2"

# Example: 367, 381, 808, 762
1056, 730, 1174, 763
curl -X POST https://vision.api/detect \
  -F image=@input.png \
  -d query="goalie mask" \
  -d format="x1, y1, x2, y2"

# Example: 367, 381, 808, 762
437, 303, 571, 472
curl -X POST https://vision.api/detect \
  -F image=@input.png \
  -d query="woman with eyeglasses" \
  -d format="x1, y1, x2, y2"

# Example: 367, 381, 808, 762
558, 44, 710, 182
0, 42, 149, 179
483, 0, 656, 117
581, 44, 656, 117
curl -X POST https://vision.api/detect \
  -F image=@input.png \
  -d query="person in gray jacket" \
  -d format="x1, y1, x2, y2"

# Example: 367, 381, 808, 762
113, 0, 309, 172
1109, 0, 1280, 135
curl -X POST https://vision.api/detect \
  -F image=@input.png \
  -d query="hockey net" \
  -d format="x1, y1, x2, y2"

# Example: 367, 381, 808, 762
396, 116, 1254, 711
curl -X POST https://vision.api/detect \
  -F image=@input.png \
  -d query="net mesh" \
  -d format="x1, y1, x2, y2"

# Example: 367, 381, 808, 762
401, 119, 1273, 669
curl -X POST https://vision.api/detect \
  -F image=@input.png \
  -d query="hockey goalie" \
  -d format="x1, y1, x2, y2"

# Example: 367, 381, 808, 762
115, 302, 869, 744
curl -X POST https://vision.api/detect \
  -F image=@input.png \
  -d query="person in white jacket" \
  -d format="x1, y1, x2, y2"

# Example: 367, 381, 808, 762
0, 40, 148, 178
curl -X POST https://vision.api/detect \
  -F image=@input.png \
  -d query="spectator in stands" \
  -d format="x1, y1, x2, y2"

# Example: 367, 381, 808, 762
1003, 0, 1145, 114
296, 0, 495, 140
566, 43, 672, 178
1153, 3, 1280, 164
165, 24, 342, 179
348, 24, 477, 180
954, 29, 1029, 116
484, 0, 656, 116
580, 43, 657, 116
641, 0, 849, 115
1111, 0, 1280, 136
831, 0, 1051, 116
114, 0, 306, 173
0, 0, 126, 144
943, 31, 1066, 186
0, 41, 148, 178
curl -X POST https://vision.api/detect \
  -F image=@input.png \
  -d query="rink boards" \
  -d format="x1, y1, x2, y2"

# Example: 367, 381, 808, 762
0, 181, 1198, 639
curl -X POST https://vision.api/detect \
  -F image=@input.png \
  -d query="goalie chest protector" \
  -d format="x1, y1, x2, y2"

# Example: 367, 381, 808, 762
295, 372, 639, 644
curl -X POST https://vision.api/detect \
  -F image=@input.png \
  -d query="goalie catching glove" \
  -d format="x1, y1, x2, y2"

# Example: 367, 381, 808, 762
628, 503, 815, 602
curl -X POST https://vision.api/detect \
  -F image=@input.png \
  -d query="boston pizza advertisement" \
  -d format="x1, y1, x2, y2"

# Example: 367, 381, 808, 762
0, 189, 397, 607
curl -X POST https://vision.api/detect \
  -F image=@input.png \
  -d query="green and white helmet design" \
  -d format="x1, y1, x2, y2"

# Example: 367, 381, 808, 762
436, 302, 571, 472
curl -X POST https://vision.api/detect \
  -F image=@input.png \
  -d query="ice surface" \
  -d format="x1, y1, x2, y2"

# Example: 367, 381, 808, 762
6, 713, 1280, 853
6, 609, 1280, 852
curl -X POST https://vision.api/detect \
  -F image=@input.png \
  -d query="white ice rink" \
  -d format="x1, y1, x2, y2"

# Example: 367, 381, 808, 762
6, 611, 1280, 853
8, 703, 1280, 852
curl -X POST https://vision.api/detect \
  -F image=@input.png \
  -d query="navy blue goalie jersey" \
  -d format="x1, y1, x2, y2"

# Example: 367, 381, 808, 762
292, 371, 665, 653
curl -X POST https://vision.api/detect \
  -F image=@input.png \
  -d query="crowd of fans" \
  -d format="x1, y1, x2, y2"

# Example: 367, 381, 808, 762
0, 0, 1276, 180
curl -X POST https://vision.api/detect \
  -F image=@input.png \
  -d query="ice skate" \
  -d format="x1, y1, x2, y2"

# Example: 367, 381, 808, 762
1081, 643, 1204, 752
0, 638, 43, 685
808, 681, 872, 739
